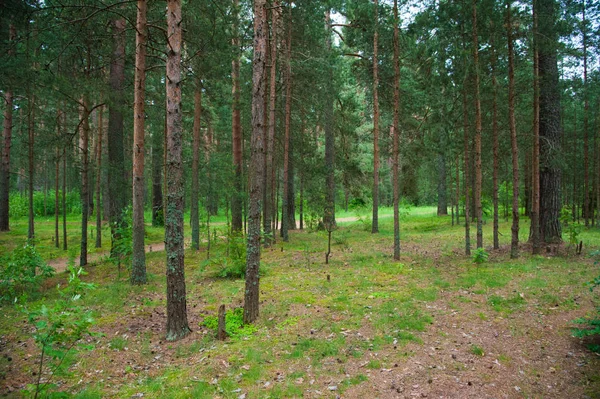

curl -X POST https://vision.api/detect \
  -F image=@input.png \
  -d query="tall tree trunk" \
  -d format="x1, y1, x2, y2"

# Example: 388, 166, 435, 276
392, 0, 400, 260
299, 171, 304, 230
27, 91, 35, 240
436, 146, 447, 216
231, 0, 243, 233
131, 0, 148, 284
264, 2, 278, 246
472, 0, 483, 248
62, 145, 67, 250
491, 30, 500, 250
165, 0, 190, 341
55, 108, 61, 248
151, 126, 163, 226
462, 88, 471, 255
324, 9, 336, 229
191, 82, 202, 250
507, 2, 520, 258
244, 0, 267, 324
287, 138, 296, 230
455, 155, 460, 226
531, 0, 541, 253
80, 97, 90, 267
95, 106, 103, 248
371, 0, 380, 234
281, 2, 292, 242
583, 0, 589, 226
0, 25, 15, 232
108, 18, 128, 256
538, 0, 562, 243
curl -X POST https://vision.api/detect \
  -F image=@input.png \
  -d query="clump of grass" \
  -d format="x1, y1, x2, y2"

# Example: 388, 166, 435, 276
470, 344, 485, 356
488, 293, 526, 313
109, 336, 128, 351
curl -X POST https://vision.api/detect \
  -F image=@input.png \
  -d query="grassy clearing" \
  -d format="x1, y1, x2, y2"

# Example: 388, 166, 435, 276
1, 207, 600, 398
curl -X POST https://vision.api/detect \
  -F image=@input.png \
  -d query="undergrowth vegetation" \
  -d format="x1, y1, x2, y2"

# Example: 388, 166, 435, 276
1, 207, 600, 398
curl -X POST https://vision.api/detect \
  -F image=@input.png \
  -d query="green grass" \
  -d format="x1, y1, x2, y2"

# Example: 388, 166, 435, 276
1, 206, 599, 398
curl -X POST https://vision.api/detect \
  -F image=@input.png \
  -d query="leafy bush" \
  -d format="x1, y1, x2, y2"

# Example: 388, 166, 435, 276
0, 243, 54, 303
202, 307, 257, 340
9, 190, 82, 218
22, 266, 97, 398
572, 250, 600, 351
472, 248, 489, 264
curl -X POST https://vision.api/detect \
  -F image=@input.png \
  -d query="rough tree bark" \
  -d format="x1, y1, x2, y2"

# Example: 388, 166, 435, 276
165, 0, 191, 341
392, 0, 400, 260
324, 9, 336, 229
108, 18, 128, 256
583, 0, 589, 226
530, 0, 541, 254
151, 124, 163, 226
264, 1, 278, 246
491, 29, 500, 250
80, 96, 90, 267
27, 85, 35, 240
244, 0, 267, 324
371, 0, 380, 233
538, 0, 562, 243
231, 0, 243, 233
131, 0, 148, 284
95, 106, 103, 249
472, 0, 483, 249
191, 82, 202, 250
281, 1, 292, 242
507, 1, 520, 259
0, 25, 15, 232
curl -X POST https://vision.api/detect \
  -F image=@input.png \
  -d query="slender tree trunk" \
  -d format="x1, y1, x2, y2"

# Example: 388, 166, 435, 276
191, 82, 202, 250
324, 9, 336, 229
462, 88, 471, 255
0, 25, 15, 232
62, 145, 67, 250
471, 0, 483, 248
108, 18, 128, 256
531, 0, 541, 253
299, 171, 304, 230
0, 82, 12, 232
165, 0, 190, 341
538, 0, 562, 243
281, 2, 292, 242
151, 125, 163, 226
507, 2, 520, 258
392, 0, 400, 260
436, 146, 447, 216
55, 109, 61, 248
80, 97, 90, 267
28, 91, 35, 240
287, 138, 296, 230
95, 106, 103, 248
491, 32, 500, 250
244, 0, 267, 324
264, 2, 278, 246
231, 0, 243, 233
583, 0, 589, 226
371, 0, 380, 233
455, 155, 460, 226
131, 0, 148, 284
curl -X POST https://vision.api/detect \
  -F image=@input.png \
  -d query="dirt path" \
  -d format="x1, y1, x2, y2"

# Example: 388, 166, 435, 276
47, 241, 166, 274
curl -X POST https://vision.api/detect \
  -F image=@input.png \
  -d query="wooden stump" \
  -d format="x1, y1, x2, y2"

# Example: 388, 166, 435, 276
217, 304, 227, 341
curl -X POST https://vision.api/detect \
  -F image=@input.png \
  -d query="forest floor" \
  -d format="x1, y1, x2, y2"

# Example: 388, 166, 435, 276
1, 207, 600, 398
